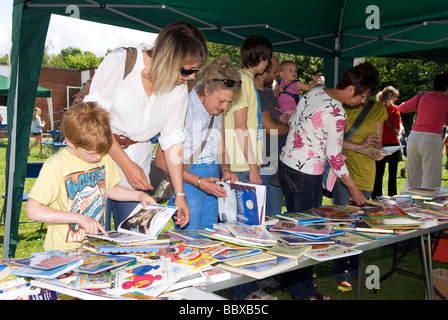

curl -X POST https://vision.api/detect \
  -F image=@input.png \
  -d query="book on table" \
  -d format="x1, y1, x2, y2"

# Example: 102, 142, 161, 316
304, 244, 363, 262
275, 212, 326, 224
361, 215, 425, 230
222, 222, 277, 245
217, 181, 266, 225
87, 204, 176, 244
216, 255, 298, 280
311, 206, 358, 222
266, 242, 312, 260
270, 220, 333, 236
222, 252, 277, 267
270, 231, 336, 246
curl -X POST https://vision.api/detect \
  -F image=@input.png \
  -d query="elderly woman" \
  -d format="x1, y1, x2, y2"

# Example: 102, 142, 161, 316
84, 21, 208, 230
156, 56, 240, 230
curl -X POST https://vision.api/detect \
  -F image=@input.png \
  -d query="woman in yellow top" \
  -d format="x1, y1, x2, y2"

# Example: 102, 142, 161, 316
332, 99, 388, 291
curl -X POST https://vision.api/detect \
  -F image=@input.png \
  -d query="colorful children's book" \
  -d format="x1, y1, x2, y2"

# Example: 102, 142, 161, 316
216, 255, 298, 279
275, 212, 325, 224
213, 248, 263, 262
12, 253, 82, 270
143, 244, 218, 271
270, 220, 333, 236
267, 242, 312, 260
70, 253, 136, 274
87, 204, 176, 243
311, 206, 358, 222
93, 244, 170, 254
361, 215, 424, 229
223, 222, 277, 244
164, 229, 210, 241
223, 252, 277, 267
271, 231, 336, 246
74, 272, 112, 289
12, 259, 84, 280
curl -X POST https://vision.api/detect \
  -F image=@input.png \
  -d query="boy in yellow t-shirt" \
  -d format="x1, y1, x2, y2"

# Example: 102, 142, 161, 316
26, 102, 157, 252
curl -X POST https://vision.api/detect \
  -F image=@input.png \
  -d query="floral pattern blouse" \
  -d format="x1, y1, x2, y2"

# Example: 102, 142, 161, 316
280, 87, 350, 179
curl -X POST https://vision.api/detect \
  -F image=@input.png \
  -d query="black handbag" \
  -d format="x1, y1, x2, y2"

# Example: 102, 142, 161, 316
148, 117, 215, 203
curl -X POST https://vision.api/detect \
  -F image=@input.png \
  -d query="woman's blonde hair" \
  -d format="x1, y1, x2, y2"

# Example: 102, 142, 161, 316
32, 107, 41, 121
195, 56, 241, 99
61, 102, 113, 154
376, 86, 399, 106
147, 21, 208, 92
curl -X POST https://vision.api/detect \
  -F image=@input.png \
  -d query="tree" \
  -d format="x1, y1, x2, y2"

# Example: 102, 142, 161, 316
44, 46, 102, 69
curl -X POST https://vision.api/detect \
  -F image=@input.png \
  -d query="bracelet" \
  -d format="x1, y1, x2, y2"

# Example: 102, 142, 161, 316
174, 192, 186, 199
197, 176, 202, 189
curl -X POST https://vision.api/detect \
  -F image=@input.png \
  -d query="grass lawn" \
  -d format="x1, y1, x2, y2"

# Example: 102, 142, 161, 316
1, 139, 448, 300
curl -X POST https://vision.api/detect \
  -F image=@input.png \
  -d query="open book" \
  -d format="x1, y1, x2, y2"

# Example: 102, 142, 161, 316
355, 145, 403, 155
216, 181, 266, 225
87, 204, 176, 243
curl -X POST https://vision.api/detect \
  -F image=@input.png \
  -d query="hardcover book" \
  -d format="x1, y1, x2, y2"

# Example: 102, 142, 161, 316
217, 181, 266, 225
304, 244, 362, 261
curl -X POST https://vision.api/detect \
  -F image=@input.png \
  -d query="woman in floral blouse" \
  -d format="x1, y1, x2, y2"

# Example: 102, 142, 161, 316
278, 62, 379, 300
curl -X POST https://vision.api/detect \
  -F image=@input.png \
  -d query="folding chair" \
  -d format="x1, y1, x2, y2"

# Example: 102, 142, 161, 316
1, 161, 45, 228
40, 129, 67, 155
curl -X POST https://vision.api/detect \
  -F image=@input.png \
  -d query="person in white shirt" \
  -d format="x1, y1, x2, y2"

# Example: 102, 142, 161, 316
84, 21, 208, 230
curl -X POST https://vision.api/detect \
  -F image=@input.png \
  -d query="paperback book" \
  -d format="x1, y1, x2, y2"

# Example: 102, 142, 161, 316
266, 242, 312, 260
270, 220, 333, 237
216, 255, 298, 279
223, 252, 277, 267
87, 204, 176, 243
213, 247, 263, 262
354, 145, 403, 155
311, 206, 358, 222
70, 253, 136, 274
304, 244, 363, 261
143, 244, 218, 271
275, 212, 325, 224
270, 232, 336, 246
361, 215, 424, 229
223, 222, 277, 245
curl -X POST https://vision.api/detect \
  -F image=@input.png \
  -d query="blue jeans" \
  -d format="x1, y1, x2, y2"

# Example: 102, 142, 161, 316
278, 161, 322, 298
232, 170, 261, 299
168, 162, 219, 230
332, 180, 371, 282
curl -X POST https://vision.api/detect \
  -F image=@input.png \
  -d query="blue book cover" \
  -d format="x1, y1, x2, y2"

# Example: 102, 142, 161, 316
234, 186, 259, 225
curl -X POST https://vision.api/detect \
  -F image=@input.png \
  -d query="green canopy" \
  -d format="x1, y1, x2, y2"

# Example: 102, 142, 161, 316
4, 0, 448, 257
0, 74, 51, 97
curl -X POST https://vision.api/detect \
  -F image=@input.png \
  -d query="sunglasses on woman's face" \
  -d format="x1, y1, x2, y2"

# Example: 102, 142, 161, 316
212, 79, 242, 88
180, 67, 200, 77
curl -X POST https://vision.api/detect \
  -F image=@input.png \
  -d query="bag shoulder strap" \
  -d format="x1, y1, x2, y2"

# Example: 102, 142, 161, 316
71, 47, 137, 106
122, 47, 138, 80
184, 117, 215, 170
344, 100, 375, 141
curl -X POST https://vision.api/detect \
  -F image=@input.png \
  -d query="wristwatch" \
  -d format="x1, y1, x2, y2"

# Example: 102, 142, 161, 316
174, 192, 186, 199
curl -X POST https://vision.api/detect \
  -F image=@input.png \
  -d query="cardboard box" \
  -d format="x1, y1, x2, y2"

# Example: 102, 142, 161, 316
432, 268, 448, 300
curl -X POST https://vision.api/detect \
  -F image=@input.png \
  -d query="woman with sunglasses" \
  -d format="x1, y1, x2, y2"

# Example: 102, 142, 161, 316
84, 21, 208, 230
155, 56, 241, 230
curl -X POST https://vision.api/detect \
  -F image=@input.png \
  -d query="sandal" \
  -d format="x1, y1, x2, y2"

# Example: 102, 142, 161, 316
337, 281, 352, 292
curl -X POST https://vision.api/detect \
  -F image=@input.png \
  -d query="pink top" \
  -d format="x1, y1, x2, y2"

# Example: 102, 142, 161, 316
399, 92, 448, 135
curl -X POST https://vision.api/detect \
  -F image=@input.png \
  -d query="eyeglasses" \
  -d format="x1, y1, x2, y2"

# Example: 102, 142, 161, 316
180, 67, 200, 77
212, 79, 242, 88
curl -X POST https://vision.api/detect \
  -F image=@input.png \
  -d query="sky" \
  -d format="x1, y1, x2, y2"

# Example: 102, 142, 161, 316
0, 0, 158, 58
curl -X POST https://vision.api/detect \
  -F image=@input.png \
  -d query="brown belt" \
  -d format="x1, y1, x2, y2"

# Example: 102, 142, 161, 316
113, 134, 138, 150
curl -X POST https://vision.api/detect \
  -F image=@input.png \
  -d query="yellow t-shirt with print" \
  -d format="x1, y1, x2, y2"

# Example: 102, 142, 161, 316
342, 101, 388, 191
28, 148, 121, 252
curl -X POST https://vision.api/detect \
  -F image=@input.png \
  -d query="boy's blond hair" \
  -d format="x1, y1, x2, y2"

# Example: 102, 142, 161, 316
61, 102, 113, 154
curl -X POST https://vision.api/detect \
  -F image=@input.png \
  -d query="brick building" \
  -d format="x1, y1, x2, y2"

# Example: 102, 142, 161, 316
35, 66, 95, 131
0, 63, 95, 131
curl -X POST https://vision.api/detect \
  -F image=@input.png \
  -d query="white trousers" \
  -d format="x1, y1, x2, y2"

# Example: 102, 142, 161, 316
405, 131, 443, 189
